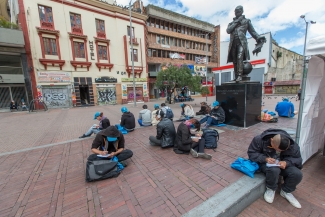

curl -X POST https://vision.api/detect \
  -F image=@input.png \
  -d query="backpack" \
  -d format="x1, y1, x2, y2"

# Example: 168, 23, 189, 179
165, 107, 174, 119
203, 129, 219, 150
86, 154, 120, 182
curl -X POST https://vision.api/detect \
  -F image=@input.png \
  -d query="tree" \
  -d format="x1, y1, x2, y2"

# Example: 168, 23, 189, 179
155, 64, 202, 104
200, 86, 210, 96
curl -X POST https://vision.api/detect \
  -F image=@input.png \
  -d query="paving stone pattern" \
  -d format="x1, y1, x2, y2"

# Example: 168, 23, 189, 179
1, 96, 321, 217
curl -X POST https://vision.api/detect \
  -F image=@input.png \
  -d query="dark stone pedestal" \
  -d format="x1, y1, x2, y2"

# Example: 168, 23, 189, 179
216, 83, 262, 128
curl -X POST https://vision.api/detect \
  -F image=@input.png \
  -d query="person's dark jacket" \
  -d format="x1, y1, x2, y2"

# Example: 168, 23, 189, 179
100, 118, 110, 130
210, 107, 225, 123
174, 122, 192, 152
156, 118, 176, 148
91, 127, 125, 153
121, 112, 135, 130
247, 128, 302, 169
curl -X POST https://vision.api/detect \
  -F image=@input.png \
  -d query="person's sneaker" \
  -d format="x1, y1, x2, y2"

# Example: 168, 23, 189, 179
264, 187, 275, 203
197, 153, 212, 160
280, 189, 301, 208
79, 134, 88, 139
190, 149, 198, 158
120, 161, 128, 167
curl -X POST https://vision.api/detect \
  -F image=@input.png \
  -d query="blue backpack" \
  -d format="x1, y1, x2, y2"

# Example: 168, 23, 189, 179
165, 107, 174, 119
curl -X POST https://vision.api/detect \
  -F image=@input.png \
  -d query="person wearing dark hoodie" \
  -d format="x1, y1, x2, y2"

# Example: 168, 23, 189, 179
79, 112, 110, 138
174, 118, 212, 159
91, 126, 133, 165
200, 101, 225, 128
138, 104, 152, 126
247, 128, 303, 209
149, 110, 176, 147
120, 106, 136, 131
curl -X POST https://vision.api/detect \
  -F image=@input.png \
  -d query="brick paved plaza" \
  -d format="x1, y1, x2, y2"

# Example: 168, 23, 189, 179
0, 96, 324, 217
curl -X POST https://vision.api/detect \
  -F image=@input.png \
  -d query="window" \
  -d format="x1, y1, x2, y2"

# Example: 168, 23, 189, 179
131, 49, 138, 62
155, 19, 160, 28
70, 13, 82, 33
127, 26, 135, 38
170, 38, 173, 46
185, 27, 187, 35
148, 64, 156, 72
38, 5, 53, 26
147, 19, 150, 26
43, 38, 57, 55
161, 21, 164, 29
178, 25, 181, 33
98, 45, 107, 60
151, 18, 155, 27
148, 49, 152, 57
156, 35, 160, 44
166, 37, 169, 45
161, 36, 165, 45
73, 41, 85, 58
169, 23, 173, 31
182, 40, 185, 47
165, 22, 169, 30
181, 26, 184, 34
177, 39, 181, 47
96, 19, 105, 33
162, 50, 166, 58
173, 24, 176, 32
157, 50, 161, 57
152, 49, 157, 57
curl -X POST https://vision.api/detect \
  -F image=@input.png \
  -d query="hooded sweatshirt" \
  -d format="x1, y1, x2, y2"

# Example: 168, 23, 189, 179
99, 116, 110, 129
247, 128, 302, 169
275, 101, 295, 117
139, 109, 152, 125
121, 112, 136, 130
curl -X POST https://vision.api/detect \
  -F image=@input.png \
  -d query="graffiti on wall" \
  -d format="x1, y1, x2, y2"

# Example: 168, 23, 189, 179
97, 87, 116, 105
43, 88, 70, 108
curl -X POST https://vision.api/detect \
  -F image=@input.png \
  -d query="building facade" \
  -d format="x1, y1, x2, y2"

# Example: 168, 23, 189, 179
18, 0, 147, 108
145, 5, 220, 98
0, 0, 32, 109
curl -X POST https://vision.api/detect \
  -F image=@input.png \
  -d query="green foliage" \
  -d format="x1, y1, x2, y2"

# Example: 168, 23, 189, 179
200, 86, 210, 95
0, 16, 19, 29
276, 51, 282, 59
156, 64, 202, 94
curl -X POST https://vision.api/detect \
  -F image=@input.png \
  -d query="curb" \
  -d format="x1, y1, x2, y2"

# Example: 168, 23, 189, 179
182, 173, 266, 217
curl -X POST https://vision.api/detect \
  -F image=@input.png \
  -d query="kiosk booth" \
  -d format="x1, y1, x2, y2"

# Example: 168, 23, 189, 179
297, 35, 325, 163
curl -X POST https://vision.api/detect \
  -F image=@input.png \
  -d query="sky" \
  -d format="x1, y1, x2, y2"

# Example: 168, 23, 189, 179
117, 0, 325, 55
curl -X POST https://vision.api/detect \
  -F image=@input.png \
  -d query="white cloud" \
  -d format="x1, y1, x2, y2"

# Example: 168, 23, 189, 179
117, 0, 325, 51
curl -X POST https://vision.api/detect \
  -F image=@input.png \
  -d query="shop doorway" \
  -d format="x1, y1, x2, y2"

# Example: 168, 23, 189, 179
43, 86, 70, 108
127, 87, 143, 103
0, 86, 27, 109
79, 85, 90, 105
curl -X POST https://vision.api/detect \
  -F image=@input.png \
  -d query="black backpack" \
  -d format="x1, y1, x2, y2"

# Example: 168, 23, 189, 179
165, 107, 174, 119
203, 129, 219, 150
86, 154, 120, 182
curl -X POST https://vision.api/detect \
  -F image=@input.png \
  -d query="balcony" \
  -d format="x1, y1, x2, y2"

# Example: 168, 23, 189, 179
72, 27, 83, 35
97, 32, 106, 38
40, 21, 54, 29
0, 27, 24, 47
129, 37, 139, 45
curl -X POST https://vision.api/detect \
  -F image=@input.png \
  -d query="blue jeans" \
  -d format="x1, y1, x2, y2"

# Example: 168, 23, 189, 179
200, 116, 219, 126
85, 124, 100, 136
138, 119, 152, 127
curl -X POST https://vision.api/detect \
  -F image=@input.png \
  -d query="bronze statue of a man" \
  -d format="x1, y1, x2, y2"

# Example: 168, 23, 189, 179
226, 5, 266, 82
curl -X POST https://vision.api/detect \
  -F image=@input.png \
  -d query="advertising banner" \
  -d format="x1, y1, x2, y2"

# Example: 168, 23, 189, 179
169, 53, 185, 59
194, 65, 206, 76
195, 57, 207, 64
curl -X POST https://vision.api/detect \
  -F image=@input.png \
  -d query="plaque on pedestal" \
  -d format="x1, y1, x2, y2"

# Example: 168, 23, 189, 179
216, 83, 262, 128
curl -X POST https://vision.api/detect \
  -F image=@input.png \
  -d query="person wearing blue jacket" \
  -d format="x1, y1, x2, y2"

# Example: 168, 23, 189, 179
275, 98, 298, 118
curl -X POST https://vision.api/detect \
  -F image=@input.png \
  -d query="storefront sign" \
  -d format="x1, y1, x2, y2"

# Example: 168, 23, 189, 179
126, 84, 143, 87
121, 78, 147, 82
95, 77, 117, 83
38, 72, 71, 83
122, 84, 127, 98
194, 65, 206, 77
89, 41, 95, 60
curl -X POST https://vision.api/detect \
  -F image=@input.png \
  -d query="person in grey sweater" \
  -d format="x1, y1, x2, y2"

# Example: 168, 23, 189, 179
138, 104, 152, 126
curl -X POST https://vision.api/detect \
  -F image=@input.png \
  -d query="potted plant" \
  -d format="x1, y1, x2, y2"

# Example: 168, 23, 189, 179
200, 86, 210, 97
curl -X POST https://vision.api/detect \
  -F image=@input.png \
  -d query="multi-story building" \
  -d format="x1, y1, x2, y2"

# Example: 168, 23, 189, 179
0, 0, 32, 109
145, 5, 220, 98
18, 0, 147, 108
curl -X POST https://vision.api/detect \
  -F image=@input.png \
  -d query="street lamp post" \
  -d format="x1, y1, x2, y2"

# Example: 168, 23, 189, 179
198, 33, 209, 102
295, 15, 316, 144
128, 0, 136, 107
